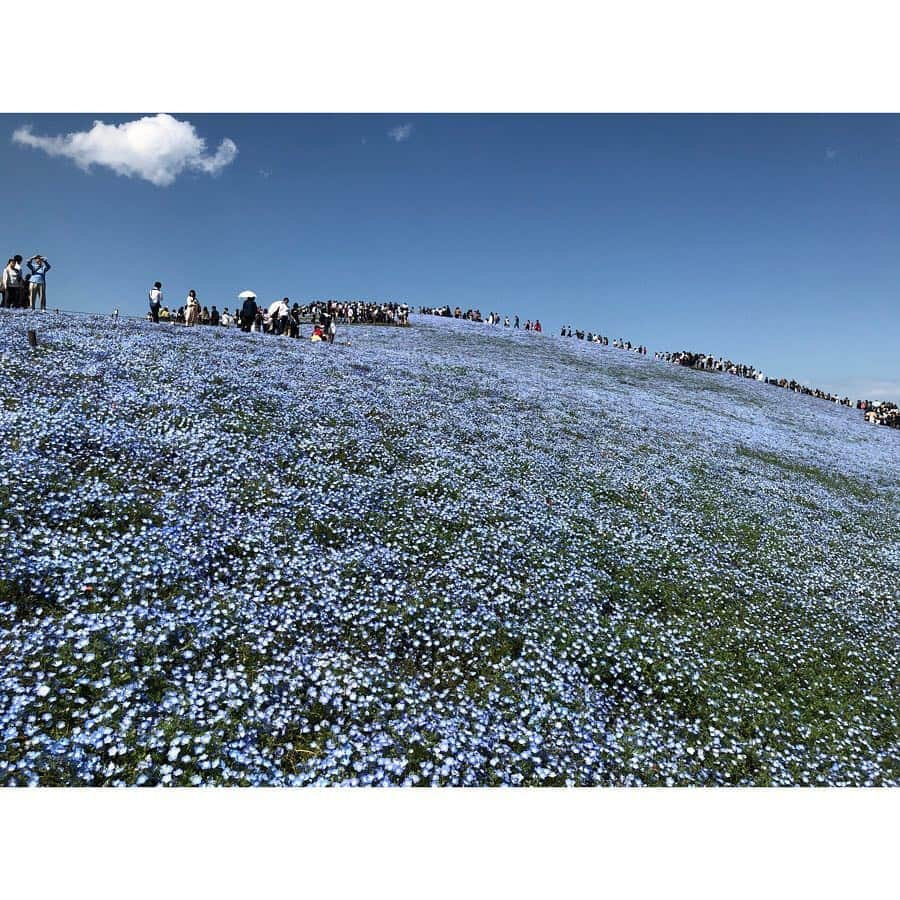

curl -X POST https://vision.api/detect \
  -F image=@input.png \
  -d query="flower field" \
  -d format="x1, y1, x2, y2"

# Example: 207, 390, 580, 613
0, 311, 897, 786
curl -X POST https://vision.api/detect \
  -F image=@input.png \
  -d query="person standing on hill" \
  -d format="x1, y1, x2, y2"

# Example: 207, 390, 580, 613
273, 297, 290, 335
26, 254, 51, 311
149, 281, 163, 323
185, 290, 200, 325
1, 257, 23, 308
241, 294, 257, 333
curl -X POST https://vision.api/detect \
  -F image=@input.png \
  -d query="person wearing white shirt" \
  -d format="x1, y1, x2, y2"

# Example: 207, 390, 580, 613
149, 281, 163, 323
1, 255, 24, 308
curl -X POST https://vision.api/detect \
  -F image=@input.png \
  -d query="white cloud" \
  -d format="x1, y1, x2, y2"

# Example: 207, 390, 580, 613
12, 114, 238, 187
387, 123, 414, 142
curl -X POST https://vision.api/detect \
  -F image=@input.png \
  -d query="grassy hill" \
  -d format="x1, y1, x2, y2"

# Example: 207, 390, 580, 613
0, 311, 897, 786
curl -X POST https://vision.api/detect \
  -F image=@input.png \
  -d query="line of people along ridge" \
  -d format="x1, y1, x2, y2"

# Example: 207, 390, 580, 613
1, 255, 896, 429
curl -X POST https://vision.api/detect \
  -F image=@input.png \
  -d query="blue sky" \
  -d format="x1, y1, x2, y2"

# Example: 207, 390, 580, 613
3, 113, 898, 401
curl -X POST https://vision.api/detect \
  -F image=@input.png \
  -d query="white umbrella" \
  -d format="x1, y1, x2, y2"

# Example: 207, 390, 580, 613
268, 300, 284, 316
238, 290, 257, 299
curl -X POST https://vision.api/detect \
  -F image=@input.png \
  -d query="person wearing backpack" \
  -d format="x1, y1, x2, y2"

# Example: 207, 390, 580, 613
149, 281, 163, 323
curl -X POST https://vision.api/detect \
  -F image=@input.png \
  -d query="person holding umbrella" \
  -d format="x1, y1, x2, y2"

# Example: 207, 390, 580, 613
239, 290, 257, 333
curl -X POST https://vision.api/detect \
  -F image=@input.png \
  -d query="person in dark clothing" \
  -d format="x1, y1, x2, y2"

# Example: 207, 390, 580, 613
210, 305, 220, 326
241, 296, 257, 332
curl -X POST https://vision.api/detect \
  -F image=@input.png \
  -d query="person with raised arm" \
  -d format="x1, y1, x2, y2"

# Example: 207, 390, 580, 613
26, 254, 51, 311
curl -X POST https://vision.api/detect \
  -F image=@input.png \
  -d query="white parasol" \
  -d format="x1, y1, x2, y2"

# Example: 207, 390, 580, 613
238, 290, 257, 299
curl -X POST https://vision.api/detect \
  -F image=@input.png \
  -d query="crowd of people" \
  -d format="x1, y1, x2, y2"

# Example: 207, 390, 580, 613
419, 306, 543, 331
861, 402, 900, 429
560, 326, 648, 354
418, 307, 897, 428
657, 350, 769, 381
655, 352, 899, 428
419, 310, 646, 352
1, 253, 52, 311
2, 253, 896, 428
417, 303, 899, 425
147, 283, 410, 342
654, 348, 886, 415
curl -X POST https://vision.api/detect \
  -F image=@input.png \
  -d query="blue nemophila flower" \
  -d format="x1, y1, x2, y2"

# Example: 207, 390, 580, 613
0, 311, 896, 786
